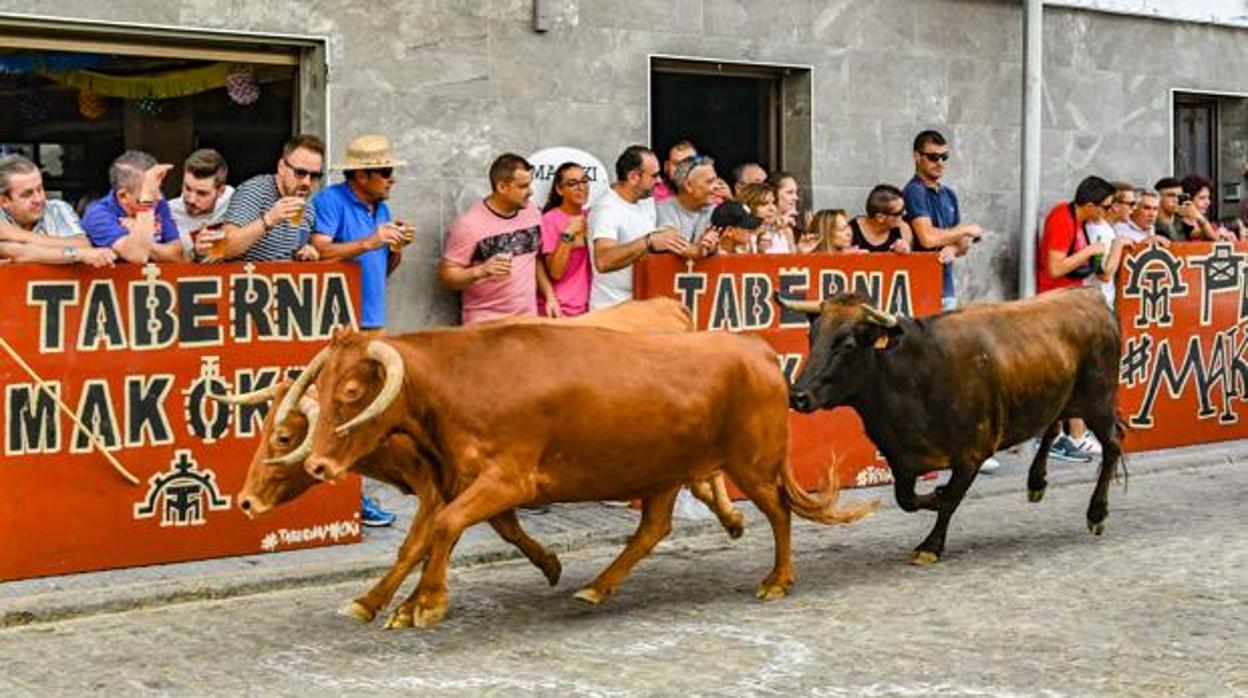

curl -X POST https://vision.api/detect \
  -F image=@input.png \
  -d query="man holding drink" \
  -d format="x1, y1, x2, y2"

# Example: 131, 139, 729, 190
439, 152, 548, 325
212, 135, 324, 262
169, 148, 234, 261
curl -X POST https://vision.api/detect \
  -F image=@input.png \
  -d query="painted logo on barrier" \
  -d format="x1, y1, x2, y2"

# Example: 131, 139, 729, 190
133, 449, 231, 527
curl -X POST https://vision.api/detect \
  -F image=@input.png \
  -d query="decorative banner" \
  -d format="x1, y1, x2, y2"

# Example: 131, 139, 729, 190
1116, 241, 1248, 450
634, 253, 944, 489
0, 262, 364, 582
527, 146, 611, 211
39, 61, 244, 100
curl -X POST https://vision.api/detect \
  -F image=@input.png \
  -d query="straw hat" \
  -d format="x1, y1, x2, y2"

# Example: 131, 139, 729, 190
334, 134, 406, 170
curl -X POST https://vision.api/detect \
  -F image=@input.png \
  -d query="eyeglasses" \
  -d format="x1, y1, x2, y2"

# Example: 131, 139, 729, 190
366, 167, 394, 180
920, 152, 950, 163
283, 159, 324, 181
1116, 199, 1137, 208
560, 178, 590, 188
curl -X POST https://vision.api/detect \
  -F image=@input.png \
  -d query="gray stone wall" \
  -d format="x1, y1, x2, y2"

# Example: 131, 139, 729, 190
3, 0, 1247, 326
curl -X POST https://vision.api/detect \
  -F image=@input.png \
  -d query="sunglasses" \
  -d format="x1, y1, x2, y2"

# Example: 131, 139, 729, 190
283, 159, 325, 181
366, 167, 394, 180
920, 152, 950, 163
560, 177, 590, 188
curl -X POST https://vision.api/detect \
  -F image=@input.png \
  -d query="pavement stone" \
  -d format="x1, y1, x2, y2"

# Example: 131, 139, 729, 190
2, 438, 1245, 628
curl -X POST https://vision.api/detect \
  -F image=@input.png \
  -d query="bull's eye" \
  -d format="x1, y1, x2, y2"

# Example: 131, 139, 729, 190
272, 429, 292, 447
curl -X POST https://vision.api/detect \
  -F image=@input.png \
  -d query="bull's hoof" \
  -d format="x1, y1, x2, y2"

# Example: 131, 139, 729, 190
1088, 520, 1106, 536
540, 554, 562, 587
724, 513, 746, 539
572, 587, 607, 605
755, 581, 791, 601
337, 600, 375, 624
909, 550, 940, 566
383, 609, 413, 630
1027, 489, 1045, 503
414, 604, 446, 628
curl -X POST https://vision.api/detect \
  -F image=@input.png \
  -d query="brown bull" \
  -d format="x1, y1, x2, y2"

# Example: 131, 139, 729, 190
296, 324, 878, 628
780, 288, 1124, 565
222, 298, 743, 627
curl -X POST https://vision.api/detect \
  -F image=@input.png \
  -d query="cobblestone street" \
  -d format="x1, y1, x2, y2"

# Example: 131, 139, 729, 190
1, 461, 1243, 696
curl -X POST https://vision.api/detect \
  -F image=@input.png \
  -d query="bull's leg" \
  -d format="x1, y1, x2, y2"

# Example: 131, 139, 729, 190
910, 462, 979, 565
573, 487, 680, 605
688, 473, 745, 539
735, 477, 794, 601
1028, 422, 1062, 503
487, 510, 562, 585
892, 469, 940, 511
392, 476, 520, 629
345, 499, 437, 624
1084, 414, 1121, 535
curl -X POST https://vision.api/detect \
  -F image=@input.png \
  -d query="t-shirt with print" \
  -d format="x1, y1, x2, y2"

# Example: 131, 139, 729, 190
0, 199, 84, 238
443, 200, 542, 325
222, 174, 317, 262
655, 197, 713, 243
1037, 201, 1091, 295
588, 187, 656, 310
538, 207, 592, 317
82, 192, 180, 250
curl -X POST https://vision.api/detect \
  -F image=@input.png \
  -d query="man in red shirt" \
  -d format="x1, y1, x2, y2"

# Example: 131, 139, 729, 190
1037, 176, 1116, 294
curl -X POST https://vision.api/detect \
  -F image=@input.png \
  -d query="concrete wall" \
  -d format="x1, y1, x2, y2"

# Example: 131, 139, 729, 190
3, 0, 1247, 327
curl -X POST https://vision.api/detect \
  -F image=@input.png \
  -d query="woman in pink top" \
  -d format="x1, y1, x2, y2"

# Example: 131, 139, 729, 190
537, 162, 593, 317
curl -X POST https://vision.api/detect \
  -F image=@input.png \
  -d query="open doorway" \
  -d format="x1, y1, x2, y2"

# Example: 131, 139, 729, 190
650, 57, 811, 199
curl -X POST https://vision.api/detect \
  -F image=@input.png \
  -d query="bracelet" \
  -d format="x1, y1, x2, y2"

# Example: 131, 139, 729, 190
645, 232, 654, 253
260, 213, 273, 230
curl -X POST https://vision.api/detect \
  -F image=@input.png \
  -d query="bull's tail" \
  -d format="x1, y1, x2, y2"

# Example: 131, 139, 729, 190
780, 452, 880, 525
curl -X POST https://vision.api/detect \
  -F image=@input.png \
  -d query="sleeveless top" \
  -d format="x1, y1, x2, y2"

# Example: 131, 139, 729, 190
849, 217, 902, 252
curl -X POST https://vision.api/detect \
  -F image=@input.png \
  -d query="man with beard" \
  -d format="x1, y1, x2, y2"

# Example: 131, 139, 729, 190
213, 135, 324, 262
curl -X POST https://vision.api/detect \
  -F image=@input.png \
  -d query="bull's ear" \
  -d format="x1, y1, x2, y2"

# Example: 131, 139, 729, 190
857, 322, 903, 351
872, 324, 904, 350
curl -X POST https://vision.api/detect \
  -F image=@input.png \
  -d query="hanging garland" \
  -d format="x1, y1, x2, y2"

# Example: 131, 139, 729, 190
38, 61, 247, 100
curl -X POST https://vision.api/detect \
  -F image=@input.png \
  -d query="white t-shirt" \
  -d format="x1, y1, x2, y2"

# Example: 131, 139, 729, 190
588, 187, 656, 310
169, 185, 235, 255
1114, 219, 1152, 244
1086, 220, 1117, 307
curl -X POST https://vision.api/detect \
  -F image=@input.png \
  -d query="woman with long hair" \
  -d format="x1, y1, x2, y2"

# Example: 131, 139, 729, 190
766, 171, 801, 253
737, 182, 781, 253
537, 161, 593, 317
799, 209, 863, 254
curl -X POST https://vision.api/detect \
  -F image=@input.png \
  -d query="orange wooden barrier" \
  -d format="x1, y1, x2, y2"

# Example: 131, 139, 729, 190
0, 262, 362, 582
634, 253, 943, 489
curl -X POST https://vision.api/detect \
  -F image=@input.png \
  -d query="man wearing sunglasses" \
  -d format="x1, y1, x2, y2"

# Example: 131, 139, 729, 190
902, 130, 984, 311
213, 134, 325, 262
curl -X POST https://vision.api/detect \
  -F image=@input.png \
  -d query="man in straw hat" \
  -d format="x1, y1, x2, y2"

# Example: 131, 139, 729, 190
309, 133, 412, 527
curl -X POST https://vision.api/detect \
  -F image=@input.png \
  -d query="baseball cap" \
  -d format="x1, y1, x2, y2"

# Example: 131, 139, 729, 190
710, 201, 763, 230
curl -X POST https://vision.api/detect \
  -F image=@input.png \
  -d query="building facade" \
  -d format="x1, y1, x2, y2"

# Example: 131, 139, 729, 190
1, 0, 1246, 329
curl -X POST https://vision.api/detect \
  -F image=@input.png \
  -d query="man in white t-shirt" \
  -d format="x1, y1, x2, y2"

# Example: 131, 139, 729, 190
588, 145, 693, 310
170, 149, 235, 259
1113, 190, 1168, 246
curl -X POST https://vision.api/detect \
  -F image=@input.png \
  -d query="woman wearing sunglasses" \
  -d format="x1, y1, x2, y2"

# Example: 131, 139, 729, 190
538, 162, 593, 317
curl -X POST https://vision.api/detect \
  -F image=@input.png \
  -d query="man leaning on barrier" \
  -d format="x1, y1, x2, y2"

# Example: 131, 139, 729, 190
0, 154, 116, 267
82, 150, 184, 265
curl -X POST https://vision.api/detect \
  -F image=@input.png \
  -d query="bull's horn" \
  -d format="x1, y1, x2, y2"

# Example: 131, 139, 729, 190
775, 295, 823, 315
861, 305, 898, 328
335, 340, 405, 435
264, 396, 320, 466
207, 383, 280, 406
275, 346, 330, 427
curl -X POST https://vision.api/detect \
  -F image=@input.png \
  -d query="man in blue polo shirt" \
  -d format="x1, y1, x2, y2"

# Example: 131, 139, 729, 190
311, 134, 411, 527
902, 130, 983, 311
82, 150, 184, 264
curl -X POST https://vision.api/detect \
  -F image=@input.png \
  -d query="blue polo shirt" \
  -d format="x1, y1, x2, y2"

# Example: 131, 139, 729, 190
82, 192, 180, 251
903, 175, 960, 300
312, 182, 392, 329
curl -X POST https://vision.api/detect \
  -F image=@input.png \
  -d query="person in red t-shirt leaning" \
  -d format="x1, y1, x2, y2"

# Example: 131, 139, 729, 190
1036, 175, 1117, 461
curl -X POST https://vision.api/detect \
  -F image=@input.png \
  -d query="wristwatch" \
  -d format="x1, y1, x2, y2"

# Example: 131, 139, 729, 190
560, 230, 576, 244
62, 246, 79, 262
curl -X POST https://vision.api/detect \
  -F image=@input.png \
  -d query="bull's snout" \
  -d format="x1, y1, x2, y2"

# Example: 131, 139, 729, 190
789, 389, 817, 413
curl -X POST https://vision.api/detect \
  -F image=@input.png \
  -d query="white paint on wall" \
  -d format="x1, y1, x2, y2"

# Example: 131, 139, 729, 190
1047, 0, 1248, 28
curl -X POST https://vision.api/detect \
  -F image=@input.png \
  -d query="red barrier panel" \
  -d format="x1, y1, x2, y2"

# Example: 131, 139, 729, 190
0, 262, 363, 582
634, 253, 943, 489
1116, 241, 1248, 451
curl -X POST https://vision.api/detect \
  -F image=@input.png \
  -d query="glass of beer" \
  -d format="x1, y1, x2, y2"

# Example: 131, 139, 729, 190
288, 198, 306, 227
206, 225, 228, 259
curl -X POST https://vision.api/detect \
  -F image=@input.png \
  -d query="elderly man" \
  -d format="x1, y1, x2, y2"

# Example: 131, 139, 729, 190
732, 162, 768, 198
212, 135, 324, 262
169, 148, 233, 259
82, 151, 183, 264
0, 154, 115, 267
656, 155, 720, 246
1113, 190, 1169, 246
588, 145, 691, 310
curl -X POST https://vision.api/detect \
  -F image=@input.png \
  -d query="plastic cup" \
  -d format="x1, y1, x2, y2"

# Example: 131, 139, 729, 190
288, 199, 306, 227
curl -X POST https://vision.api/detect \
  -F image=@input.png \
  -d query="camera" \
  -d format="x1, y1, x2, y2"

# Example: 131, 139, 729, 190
1178, 193, 1191, 205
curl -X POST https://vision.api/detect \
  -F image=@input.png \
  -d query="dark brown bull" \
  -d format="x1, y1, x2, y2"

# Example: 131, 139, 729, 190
295, 325, 878, 627
780, 287, 1124, 565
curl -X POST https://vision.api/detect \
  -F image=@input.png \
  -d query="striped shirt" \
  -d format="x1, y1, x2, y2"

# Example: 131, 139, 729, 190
221, 174, 317, 262
0, 199, 86, 238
